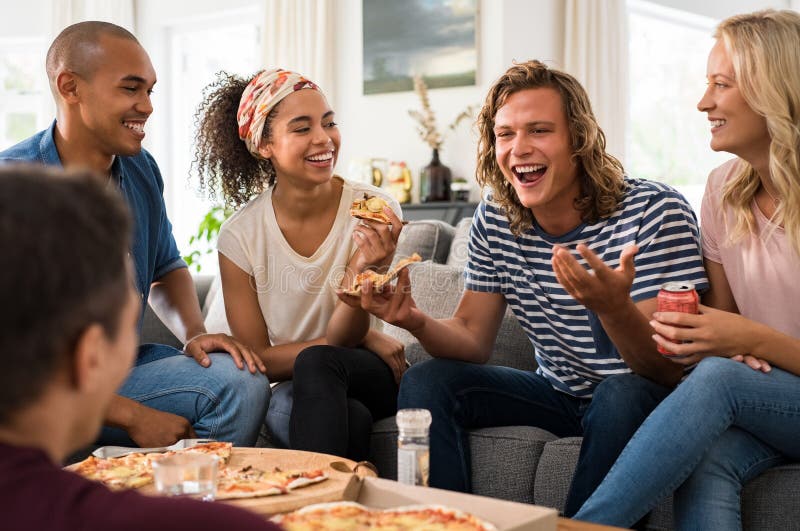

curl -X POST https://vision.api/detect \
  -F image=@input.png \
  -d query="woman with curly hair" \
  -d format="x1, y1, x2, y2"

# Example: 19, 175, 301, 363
576, 10, 800, 529
193, 68, 404, 460
340, 60, 707, 512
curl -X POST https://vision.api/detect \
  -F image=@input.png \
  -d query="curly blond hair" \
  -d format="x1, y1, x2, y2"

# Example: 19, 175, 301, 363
476, 60, 626, 235
714, 10, 800, 256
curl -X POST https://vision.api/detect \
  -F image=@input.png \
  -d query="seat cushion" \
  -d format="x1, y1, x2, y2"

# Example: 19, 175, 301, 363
446, 217, 472, 269
394, 220, 455, 266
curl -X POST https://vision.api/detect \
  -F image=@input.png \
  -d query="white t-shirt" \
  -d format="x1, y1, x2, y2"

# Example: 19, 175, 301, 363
217, 177, 401, 347
701, 159, 800, 338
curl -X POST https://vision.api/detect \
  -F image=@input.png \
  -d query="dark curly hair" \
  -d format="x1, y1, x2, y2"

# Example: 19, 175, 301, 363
476, 60, 627, 235
193, 71, 277, 208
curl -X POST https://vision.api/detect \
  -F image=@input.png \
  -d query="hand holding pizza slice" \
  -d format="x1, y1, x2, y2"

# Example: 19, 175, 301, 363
343, 253, 422, 296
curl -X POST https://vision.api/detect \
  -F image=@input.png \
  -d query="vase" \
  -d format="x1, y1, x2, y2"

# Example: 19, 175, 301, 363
419, 148, 452, 202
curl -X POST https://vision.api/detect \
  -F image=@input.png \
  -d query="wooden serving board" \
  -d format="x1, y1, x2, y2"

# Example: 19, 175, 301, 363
140, 447, 364, 516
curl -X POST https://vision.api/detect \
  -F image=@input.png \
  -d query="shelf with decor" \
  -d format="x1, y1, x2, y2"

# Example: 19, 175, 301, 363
401, 201, 478, 225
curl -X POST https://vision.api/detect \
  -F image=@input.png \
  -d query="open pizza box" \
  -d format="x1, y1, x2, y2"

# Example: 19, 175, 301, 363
340, 476, 558, 531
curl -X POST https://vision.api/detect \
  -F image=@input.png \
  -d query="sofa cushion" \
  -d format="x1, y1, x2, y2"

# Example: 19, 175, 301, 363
446, 217, 472, 269
742, 463, 800, 531
383, 262, 465, 346
394, 220, 455, 266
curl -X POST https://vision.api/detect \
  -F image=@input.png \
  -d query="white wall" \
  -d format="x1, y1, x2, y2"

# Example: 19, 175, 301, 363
0, 0, 51, 38
333, 0, 564, 201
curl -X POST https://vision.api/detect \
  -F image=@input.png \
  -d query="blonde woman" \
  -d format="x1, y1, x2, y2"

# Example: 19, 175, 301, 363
575, 10, 800, 529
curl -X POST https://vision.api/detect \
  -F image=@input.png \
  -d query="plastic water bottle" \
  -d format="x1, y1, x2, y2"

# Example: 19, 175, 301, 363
396, 408, 432, 486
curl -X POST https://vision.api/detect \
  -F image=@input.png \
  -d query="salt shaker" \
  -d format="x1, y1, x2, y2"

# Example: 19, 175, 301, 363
396, 408, 432, 486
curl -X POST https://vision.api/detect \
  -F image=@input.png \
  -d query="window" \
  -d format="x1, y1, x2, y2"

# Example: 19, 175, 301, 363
164, 12, 260, 273
627, 1, 730, 217
0, 38, 49, 150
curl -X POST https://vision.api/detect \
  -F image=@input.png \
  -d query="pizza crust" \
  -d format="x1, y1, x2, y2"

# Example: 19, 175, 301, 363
272, 501, 498, 530
343, 253, 422, 296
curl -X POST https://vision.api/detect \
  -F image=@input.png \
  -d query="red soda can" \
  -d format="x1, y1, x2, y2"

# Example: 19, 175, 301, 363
656, 282, 699, 355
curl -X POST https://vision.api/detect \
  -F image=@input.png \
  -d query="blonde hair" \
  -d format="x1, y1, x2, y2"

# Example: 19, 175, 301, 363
715, 10, 800, 256
476, 60, 626, 235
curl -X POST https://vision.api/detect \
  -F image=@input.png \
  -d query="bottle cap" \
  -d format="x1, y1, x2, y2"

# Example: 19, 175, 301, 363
396, 408, 432, 434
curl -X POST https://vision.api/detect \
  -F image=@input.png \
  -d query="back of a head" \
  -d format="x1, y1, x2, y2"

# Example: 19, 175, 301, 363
46, 21, 139, 93
0, 165, 132, 424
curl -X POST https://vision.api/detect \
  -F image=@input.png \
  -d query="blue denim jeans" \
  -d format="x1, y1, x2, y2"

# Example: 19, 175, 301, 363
397, 359, 670, 513
575, 357, 800, 530
98, 344, 270, 447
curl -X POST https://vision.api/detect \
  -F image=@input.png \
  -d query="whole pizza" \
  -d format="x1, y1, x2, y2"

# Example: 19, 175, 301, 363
272, 501, 498, 530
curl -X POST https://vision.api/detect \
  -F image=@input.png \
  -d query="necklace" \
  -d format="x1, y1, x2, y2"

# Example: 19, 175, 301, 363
762, 183, 780, 205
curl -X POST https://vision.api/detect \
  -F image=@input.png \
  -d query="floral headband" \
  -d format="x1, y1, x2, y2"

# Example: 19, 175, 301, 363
237, 68, 320, 155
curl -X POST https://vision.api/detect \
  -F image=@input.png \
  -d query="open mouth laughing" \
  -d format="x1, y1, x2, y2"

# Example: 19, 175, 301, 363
512, 163, 547, 185
306, 150, 335, 166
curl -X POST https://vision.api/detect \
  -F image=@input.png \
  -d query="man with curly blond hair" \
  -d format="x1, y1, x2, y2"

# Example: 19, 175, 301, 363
343, 60, 708, 516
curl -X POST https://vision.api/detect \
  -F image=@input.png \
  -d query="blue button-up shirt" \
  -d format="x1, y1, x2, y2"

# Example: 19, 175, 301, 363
0, 121, 187, 329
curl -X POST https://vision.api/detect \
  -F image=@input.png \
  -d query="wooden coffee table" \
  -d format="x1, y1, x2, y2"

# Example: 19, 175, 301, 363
557, 517, 626, 530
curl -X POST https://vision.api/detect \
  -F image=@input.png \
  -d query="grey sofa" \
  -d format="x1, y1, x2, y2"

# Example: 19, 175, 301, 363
142, 218, 800, 531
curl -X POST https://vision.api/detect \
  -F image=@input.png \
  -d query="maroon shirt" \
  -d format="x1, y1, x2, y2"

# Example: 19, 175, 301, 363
0, 443, 283, 531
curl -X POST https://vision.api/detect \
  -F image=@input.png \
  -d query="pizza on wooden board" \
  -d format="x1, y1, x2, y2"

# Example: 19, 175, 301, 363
344, 253, 422, 296
272, 501, 498, 530
216, 465, 328, 500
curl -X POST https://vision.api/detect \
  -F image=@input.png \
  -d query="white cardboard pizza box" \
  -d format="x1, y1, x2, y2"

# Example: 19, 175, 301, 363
344, 476, 558, 531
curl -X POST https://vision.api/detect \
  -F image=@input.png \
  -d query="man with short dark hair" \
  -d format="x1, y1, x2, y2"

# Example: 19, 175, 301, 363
0, 166, 280, 530
0, 21, 269, 447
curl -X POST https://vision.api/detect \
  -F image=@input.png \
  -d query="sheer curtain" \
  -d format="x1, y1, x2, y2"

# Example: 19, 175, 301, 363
563, 0, 628, 163
52, 0, 135, 36
262, 0, 334, 103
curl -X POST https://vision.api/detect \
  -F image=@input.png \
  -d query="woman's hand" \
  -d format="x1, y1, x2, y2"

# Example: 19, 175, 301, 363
651, 304, 769, 371
352, 207, 404, 271
363, 330, 406, 384
552, 243, 638, 315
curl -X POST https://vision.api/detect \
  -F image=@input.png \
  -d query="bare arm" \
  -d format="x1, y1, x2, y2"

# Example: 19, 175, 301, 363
105, 395, 196, 447
219, 253, 325, 381
338, 268, 507, 364
149, 268, 205, 341
653, 258, 800, 375
328, 207, 405, 347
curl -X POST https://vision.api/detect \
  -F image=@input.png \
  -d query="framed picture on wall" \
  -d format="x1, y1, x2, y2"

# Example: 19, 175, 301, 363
362, 0, 478, 95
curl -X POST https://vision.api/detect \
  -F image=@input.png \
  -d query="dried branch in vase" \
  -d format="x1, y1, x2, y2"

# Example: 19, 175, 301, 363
408, 75, 476, 152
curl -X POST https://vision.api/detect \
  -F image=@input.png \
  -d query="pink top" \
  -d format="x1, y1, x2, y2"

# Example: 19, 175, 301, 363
701, 159, 800, 338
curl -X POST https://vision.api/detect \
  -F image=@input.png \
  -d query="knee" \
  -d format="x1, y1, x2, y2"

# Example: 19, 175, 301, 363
398, 359, 459, 409
684, 357, 743, 397
587, 373, 668, 428
206, 354, 270, 405
293, 345, 339, 377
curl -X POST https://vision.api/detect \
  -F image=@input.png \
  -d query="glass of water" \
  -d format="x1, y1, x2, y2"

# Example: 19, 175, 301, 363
151, 453, 219, 501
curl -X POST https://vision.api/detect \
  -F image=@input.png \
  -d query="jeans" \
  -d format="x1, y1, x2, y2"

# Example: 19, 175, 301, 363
99, 343, 270, 447
274, 345, 398, 461
397, 358, 670, 514
575, 357, 800, 530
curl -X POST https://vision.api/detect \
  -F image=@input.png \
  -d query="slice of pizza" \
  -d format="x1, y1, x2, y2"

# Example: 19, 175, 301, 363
350, 193, 392, 224
70, 454, 153, 490
344, 253, 422, 296
176, 441, 233, 464
215, 465, 328, 500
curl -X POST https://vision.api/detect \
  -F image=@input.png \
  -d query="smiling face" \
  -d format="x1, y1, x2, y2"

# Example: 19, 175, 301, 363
257, 89, 340, 188
697, 39, 770, 164
73, 35, 156, 158
493, 88, 581, 229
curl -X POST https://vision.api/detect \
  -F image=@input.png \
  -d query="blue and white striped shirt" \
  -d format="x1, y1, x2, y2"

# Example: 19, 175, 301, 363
465, 178, 708, 398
